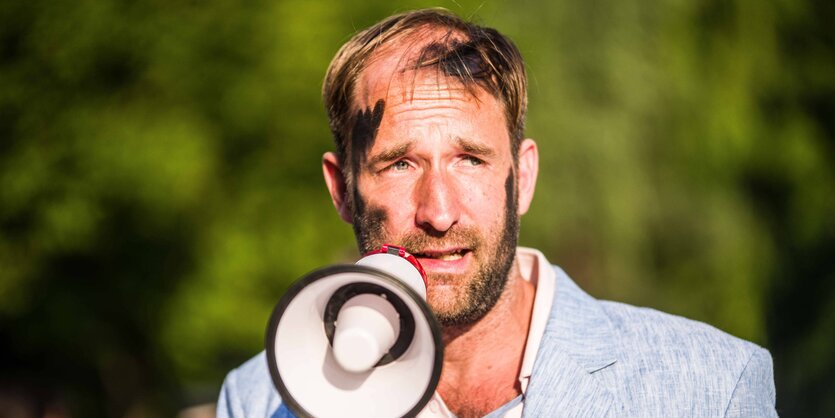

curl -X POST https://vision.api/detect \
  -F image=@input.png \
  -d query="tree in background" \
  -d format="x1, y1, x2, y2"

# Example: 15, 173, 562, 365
0, 1, 831, 416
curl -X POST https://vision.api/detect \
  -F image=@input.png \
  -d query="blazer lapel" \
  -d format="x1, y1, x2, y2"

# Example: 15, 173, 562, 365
524, 347, 615, 417
523, 267, 623, 417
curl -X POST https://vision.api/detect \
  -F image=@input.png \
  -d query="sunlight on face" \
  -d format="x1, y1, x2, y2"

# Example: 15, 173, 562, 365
348, 63, 520, 325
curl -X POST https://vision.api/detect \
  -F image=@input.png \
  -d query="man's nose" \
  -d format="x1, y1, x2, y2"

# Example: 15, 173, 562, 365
414, 169, 461, 233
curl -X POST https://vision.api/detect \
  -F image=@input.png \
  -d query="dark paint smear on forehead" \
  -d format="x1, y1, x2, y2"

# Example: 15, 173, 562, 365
415, 39, 493, 92
350, 99, 386, 176
440, 42, 490, 80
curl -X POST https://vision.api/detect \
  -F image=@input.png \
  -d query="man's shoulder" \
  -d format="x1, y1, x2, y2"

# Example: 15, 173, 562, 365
217, 351, 288, 418
599, 298, 763, 369
600, 301, 771, 387
597, 300, 775, 416
233, 351, 271, 381
546, 263, 764, 363
537, 264, 776, 416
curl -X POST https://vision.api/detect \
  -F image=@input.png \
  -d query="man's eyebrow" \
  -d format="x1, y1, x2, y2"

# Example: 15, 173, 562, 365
366, 141, 414, 167
456, 137, 496, 157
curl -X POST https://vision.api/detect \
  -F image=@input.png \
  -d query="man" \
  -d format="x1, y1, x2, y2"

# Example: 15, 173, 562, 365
218, 9, 777, 417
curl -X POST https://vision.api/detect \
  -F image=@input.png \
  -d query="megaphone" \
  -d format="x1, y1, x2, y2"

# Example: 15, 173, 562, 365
266, 245, 443, 418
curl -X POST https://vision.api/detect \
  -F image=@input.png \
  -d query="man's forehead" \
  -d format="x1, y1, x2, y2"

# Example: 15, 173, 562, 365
352, 28, 478, 109
356, 66, 480, 111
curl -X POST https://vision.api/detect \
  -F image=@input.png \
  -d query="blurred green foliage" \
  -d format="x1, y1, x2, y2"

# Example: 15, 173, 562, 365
0, 0, 832, 416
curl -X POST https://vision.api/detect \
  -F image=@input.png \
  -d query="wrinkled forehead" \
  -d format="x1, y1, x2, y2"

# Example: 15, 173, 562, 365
353, 26, 489, 110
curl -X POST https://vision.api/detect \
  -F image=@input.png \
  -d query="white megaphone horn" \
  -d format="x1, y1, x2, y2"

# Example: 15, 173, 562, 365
266, 245, 443, 418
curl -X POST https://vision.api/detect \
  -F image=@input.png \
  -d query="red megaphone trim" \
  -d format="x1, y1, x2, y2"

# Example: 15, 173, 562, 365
363, 244, 427, 287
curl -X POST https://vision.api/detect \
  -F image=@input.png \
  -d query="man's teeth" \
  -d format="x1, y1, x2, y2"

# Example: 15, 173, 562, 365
438, 253, 463, 261
418, 251, 465, 261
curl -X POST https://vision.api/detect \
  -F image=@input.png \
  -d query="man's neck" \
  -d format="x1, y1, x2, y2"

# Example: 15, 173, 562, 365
436, 259, 536, 418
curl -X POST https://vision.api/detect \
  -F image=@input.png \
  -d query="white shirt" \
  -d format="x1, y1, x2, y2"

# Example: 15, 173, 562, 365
417, 247, 557, 418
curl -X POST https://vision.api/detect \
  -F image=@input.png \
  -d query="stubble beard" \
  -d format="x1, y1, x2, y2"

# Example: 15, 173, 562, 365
350, 172, 519, 327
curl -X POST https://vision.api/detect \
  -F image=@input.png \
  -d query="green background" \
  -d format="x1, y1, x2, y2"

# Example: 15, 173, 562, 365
0, 0, 832, 416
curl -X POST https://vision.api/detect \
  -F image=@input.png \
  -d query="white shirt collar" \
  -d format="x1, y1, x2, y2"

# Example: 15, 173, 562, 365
419, 247, 557, 417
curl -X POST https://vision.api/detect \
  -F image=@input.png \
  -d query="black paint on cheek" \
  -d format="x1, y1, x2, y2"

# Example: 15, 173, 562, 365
349, 181, 389, 254
353, 203, 388, 254
504, 169, 517, 222
351, 186, 365, 217
350, 99, 385, 175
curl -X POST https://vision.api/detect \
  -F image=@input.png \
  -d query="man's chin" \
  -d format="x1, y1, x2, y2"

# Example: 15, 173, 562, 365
426, 285, 465, 313
426, 285, 484, 326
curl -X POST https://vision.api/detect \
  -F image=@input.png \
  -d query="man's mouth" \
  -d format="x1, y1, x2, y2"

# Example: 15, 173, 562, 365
412, 248, 470, 261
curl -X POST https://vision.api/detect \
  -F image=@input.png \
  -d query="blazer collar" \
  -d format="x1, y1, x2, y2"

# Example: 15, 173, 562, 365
545, 267, 619, 373
523, 266, 621, 417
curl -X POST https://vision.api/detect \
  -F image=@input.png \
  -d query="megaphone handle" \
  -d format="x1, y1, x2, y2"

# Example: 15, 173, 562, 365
323, 282, 416, 366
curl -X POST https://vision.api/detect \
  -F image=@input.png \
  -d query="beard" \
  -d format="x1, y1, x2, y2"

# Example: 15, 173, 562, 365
350, 171, 519, 326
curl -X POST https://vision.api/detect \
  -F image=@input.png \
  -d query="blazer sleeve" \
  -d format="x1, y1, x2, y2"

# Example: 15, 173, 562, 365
724, 347, 779, 418
217, 370, 244, 418
216, 365, 296, 418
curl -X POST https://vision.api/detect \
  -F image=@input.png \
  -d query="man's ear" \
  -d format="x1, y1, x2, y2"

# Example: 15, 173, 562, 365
322, 152, 353, 223
516, 139, 539, 216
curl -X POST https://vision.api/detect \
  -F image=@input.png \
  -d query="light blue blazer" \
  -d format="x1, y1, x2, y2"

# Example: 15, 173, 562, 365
218, 266, 778, 417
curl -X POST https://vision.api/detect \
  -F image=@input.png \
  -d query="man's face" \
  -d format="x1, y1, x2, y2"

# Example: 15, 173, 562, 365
324, 54, 538, 326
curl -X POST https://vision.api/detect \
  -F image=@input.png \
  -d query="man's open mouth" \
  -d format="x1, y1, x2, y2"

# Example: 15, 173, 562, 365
412, 249, 470, 261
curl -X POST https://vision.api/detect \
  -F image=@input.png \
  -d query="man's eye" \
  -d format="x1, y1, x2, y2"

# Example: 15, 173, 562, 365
463, 156, 483, 166
390, 160, 410, 171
